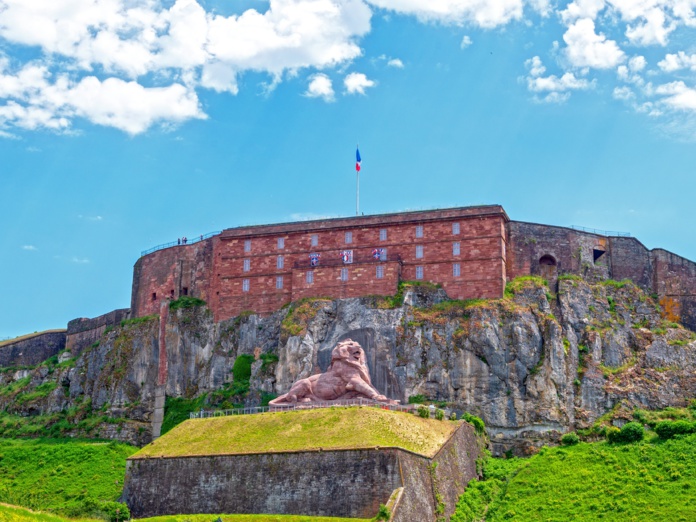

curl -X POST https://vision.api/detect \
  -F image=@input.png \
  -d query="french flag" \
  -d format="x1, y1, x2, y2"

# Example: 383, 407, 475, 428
356, 147, 361, 172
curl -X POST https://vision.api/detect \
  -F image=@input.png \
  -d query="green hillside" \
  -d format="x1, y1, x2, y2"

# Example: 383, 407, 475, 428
134, 407, 458, 459
453, 433, 696, 521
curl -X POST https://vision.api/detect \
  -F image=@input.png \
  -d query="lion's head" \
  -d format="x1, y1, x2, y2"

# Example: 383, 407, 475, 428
330, 339, 371, 383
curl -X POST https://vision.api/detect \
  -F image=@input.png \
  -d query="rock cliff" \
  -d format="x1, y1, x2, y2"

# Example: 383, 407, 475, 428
1, 277, 694, 454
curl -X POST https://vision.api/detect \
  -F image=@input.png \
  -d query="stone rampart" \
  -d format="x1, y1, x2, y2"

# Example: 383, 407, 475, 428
123, 421, 480, 521
66, 309, 130, 357
0, 330, 66, 368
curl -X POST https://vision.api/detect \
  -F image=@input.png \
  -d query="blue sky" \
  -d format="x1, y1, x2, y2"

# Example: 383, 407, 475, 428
2, 0, 696, 339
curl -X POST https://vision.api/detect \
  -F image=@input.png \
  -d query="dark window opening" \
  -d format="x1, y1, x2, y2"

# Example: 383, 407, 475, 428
539, 255, 557, 266
182, 287, 189, 295
593, 249, 606, 262
152, 292, 157, 301
170, 289, 175, 298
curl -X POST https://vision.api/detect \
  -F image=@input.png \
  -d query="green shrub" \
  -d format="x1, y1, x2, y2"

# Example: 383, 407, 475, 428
169, 296, 206, 311
435, 408, 445, 421
608, 422, 644, 443
408, 394, 426, 404
450, 412, 458, 421
374, 503, 390, 521
462, 412, 486, 433
655, 420, 696, 440
561, 432, 580, 445
232, 354, 255, 383
418, 405, 430, 418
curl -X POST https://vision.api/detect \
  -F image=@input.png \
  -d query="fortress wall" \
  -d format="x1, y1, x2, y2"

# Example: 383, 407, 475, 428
608, 237, 653, 289
0, 331, 66, 368
507, 222, 610, 285
131, 239, 214, 318
652, 249, 696, 331
123, 449, 402, 519
65, 308, 130, 357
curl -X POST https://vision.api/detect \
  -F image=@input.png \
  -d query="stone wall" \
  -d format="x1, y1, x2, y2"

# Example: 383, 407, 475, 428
0, 330, 66, 367
122, 421, 480, 521
652, 249, 696, 331
65, 309, 130, 357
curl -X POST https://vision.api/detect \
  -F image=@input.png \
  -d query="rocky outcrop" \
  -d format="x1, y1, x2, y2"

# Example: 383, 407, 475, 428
1, 279, 695, 454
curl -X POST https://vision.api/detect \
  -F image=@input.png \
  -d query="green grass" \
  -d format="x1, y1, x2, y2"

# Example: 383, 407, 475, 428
453, 433, 696, 521
134, 407, 458, 459
169, 296, 206, 311
504, 276, 548, 298
0, 439, 136, 518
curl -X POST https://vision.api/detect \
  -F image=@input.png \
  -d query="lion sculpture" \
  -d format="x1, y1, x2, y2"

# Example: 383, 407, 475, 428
269, 339, 398, 405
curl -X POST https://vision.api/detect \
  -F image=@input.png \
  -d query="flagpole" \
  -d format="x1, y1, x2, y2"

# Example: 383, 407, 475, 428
356, 169, 359, 216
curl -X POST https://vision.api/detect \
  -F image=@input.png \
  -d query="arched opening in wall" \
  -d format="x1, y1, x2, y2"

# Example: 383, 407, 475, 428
538, 255, 558, 284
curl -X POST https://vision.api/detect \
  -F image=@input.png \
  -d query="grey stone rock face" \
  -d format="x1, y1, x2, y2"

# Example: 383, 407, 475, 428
2, 279, 695, 454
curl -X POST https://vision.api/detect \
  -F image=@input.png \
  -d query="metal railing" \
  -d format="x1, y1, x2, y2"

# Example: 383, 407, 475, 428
568, 225, 631, 237
189, 398, 415, 419
141, 231, 221, 257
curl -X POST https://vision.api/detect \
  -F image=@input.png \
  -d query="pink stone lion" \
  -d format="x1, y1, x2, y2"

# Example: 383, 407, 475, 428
269, 339, 398, 405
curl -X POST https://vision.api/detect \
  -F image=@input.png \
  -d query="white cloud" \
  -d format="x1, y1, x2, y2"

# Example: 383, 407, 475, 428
560, 0, 605, 24
624, 7, 674, 46
460, 35, 473, 49
658, 51, 696, 72
613, 86, 635, 100
656, 81, 696, 111
71, 257, 90, 264
365, 0, 527, 28
344, 72, 376, 94
563, 18, 625, 69
305, 73, 335, 101
21, 245, 37, 251
525, 56, 593, 102
387, 58, 404, 68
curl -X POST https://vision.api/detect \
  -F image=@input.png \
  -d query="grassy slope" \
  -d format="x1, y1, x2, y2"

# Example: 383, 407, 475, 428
0, 505, 370, 522
453, 434, 696, 522
134, 407, 458, 459
0, 439, 136, 516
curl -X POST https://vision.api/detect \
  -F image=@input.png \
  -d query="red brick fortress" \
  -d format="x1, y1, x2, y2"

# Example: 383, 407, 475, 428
130, 205, 696, 331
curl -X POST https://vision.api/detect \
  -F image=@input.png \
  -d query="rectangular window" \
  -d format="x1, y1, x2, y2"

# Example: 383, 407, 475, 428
415, 225, 423, 238
452, 222, 460, 235
416, 266, 424, 279
453, 263, 461, 277
243, 259, 250, 272
345, 231, 353, 244
277, 237, 284, 249
379, 228, 387, 241
182, 287, 188, 296
276, 276, 284, 289
341, 250, 353, 264
341, 268, 349, 281
277, 255, 284, 269
306, 271, 314, 284
242, 279, 250, 292
151, 292, 157, 301
380, 248, 387, 261
311, 234, 318, 247
453, 242, 460, 255
244, 239, 251, 252
416, 245, 423, 259
376, 265, 384, 279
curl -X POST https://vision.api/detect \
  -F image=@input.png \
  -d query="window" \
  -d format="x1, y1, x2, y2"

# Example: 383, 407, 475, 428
277, 237, 284, 249
453, 263, 461, 277
341, 268, 349, 281
380, 248, 387, 261
345, 231, 353, 244
453, 242, 460, 255
415, 225, 423, 238
416, 266, 424, 279
243, 259, 250, 272
276, 276, 284, 289
182, 287, 188, 296
277, 255, 284, 269
306, 271, 314, 284
341, 250, 353, 264
151, 292, 157, 301
379, 228, 387, 241
170, 289, 175, 298
242, 279, 250, 292
452, 222, 460, 235
244, 239, 251, 252
376, 265, 384, 279
311, 234, 318, 247
416, 245, 424, 259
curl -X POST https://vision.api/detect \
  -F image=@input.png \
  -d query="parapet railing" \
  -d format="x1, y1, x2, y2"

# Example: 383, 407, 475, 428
189, 398, 415, 419
141, 231, 221, 257
568, 225, 631, 237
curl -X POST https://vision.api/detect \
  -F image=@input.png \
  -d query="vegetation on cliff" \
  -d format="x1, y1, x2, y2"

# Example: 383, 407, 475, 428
453, 431, 696, 521
134, 407, 459, 459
